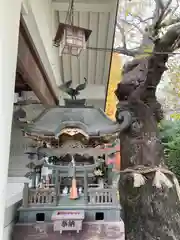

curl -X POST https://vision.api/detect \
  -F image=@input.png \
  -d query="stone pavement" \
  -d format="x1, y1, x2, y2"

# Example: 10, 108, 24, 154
13, 222, 125, 240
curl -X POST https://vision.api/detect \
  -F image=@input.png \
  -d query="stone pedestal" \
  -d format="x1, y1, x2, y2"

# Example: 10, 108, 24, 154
51, 210, 85, 234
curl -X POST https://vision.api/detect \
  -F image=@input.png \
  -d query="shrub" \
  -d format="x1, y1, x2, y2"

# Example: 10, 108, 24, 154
159, 120, 180, 181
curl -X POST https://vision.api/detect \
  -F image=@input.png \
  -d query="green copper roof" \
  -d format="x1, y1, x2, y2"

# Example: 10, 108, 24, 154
24, 106, 120, 136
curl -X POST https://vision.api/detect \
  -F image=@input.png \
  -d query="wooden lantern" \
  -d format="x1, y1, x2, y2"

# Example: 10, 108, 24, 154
53, 23, 92, 57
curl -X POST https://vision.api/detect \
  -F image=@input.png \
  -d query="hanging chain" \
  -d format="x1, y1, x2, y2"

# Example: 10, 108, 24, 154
71, 0, 74, 25
65, 0, 71, 24
65, 0, 74, 25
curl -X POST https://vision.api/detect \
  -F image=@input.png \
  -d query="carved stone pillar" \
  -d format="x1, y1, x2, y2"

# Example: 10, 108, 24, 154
23, 183, 29, 208
32, 170, 36, 188
55, 170, 59, 205
84, 169, 88, 204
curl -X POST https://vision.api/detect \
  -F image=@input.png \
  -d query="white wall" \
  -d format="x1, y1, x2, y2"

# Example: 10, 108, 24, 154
0, 0, 22, 239
60, 84, 106, 105
5, 124, 31, 240
4, 178, 31, 240
22, 0, 62, 97
9, 104, 44, 177
78, 84, 106, 100
8, 123, 32, 177
30, 0, 62, 86
86, 99, 105, 109
6, 121, 35, 240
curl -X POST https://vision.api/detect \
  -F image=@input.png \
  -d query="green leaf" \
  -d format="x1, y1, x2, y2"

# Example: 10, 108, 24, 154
159, 120, 180, 182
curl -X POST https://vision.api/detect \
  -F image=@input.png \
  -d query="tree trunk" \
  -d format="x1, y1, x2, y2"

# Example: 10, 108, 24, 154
115, 55, 180, 240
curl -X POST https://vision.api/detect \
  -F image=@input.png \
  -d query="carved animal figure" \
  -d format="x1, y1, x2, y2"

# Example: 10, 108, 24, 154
59, 78, 87, 100
62, 186, 69, 195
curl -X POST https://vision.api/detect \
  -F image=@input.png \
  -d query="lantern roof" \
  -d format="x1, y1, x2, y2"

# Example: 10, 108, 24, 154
54, 23, 92, 47
24, 103, 121, 137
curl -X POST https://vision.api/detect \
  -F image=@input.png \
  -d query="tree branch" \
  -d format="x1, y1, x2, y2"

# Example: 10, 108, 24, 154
155, 24, 180, 51
128, 13, 153, 24
160, 18, 180, 28
120, 19, 145, 35
153, 0, 173, 36
153, 0, 162, 24
154, 0, 165, 10
114, 47, 142, 57
157, 0, 173, 23
116, 22, 127, 49
173, 0, 179, 11
115, 0, 180, 58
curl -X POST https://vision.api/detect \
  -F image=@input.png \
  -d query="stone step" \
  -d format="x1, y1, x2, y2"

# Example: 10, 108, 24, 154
8, 169, 28, 177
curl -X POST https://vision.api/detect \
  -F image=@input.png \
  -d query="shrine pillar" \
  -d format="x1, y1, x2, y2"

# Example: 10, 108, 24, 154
84, 169, 88, 204
55, 170, 60, 205
0, 0, 22, 238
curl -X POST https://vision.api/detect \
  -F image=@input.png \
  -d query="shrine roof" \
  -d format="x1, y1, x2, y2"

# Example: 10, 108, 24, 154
24, 106, 120, 137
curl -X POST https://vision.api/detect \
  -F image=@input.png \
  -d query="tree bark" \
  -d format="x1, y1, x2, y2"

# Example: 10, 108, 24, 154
115, 53, 180, 239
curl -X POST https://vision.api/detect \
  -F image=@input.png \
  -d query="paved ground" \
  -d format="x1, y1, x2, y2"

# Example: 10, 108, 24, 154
13, 222, 124, 240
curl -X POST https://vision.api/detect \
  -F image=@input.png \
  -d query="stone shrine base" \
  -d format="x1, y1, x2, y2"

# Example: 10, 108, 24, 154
13, 222, 124, 240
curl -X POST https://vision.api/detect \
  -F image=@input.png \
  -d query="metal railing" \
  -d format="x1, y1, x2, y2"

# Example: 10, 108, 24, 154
28, 188, 56, 205
87, 188, 118, 205
22, 184, 119, 207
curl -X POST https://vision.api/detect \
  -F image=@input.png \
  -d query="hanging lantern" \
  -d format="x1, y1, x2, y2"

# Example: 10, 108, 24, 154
54, 23, 92, 57
53, 0, 91, 56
